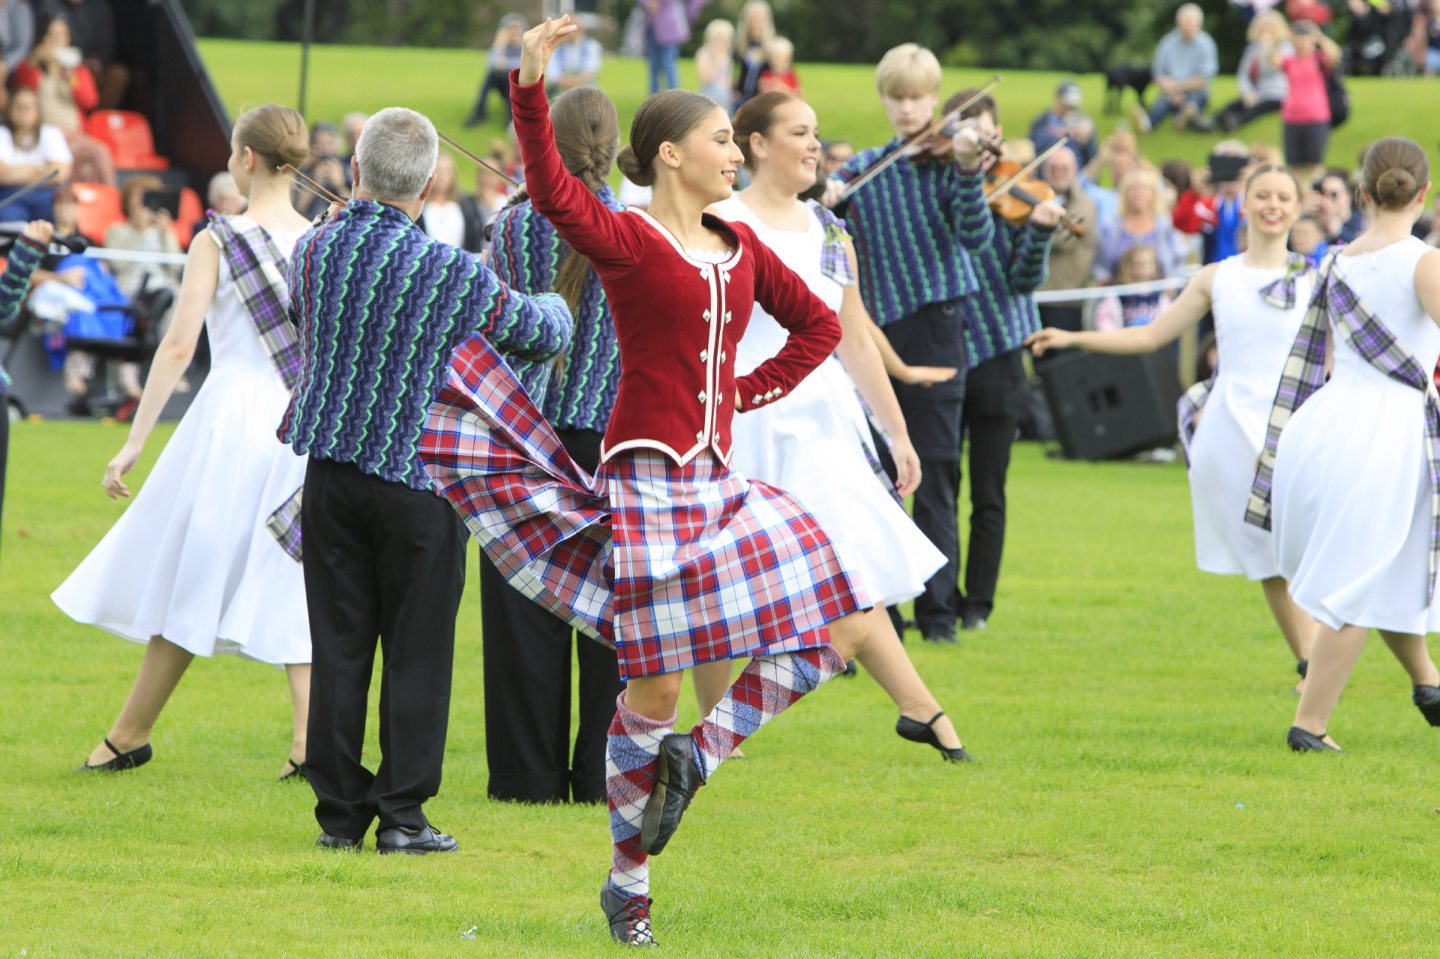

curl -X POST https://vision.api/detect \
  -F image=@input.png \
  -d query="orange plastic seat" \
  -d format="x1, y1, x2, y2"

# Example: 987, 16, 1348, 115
72, 182, 124, 245
172, 186, 202, 250
85, 110, 170, 171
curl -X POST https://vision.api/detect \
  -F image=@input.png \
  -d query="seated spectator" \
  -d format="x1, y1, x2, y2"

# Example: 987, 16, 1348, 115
0, 87, 71, 220
38, 0, 126, 109
551, 17, 603, 93
1410, 0, 1440, 75
732, 0, 775, 109
757, 36, 800, 94
1035, 146, 1099, 337
0, 0, 34, 81
1275, 18, 1339, 184
1093, 244, 1173, 330
464, 12, 525, 127
1063, 112, 1098, 168
293, 122, 347, 220
1079, 130, 1140, 236
340, 111, 366, 175
1289, 212, 1328, 266
1029, 81, 1095, 167
194, 171, 244, 242
1314, 167, 1365, 244
419, 152, 469, 251
1094, 168, 1187, 283
1133, 3, 1218, 133
696, 19, 735, 111
821, 138, 854, 176
10, 14, 112, 185
104, 175, 180, 310
1214, 11, 1290, 133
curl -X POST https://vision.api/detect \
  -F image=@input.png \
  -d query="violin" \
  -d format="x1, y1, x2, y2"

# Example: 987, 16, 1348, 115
981, 137, 1085, 237
904, 116, 1003, 166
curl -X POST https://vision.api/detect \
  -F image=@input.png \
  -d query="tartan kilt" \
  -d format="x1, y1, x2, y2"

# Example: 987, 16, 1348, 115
421, 332, 868, 681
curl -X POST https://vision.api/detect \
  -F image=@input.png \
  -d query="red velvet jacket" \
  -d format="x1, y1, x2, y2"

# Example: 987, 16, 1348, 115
510, 72, 841, 467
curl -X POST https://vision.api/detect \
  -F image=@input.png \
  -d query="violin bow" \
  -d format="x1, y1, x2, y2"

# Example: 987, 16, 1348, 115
280, 163, 347, 205
438, 131, 520, 189
983, 136, 1070, 202
0, 168, 60, 217
838, 74, 1001, 203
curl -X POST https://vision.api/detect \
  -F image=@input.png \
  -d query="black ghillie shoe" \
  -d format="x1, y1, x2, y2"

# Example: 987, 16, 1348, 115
896, 711, 974, 762
639, 733, 703, 856
78, 737, 152, 772
278, 757, 308, 782
1412, 684, 1440, 726
1296, 658, 1309, 679
601, 884, 657, 947
1287, 726, 1341, 752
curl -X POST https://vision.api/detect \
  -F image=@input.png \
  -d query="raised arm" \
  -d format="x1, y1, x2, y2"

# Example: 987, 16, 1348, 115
1026, 262, 1216, 357
735, 226, 841, 412
102, 229, 223, 499
512, 17, 642, 269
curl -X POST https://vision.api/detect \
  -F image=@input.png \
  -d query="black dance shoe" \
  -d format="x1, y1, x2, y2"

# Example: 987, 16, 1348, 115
640, 733, 703, 856
1412, 685, 1440, 726
316, 832, 364, 851
77, 738, 152, 773
601, 884, 657, 947
278, 757, 308, 782
376, 823, 458, 855
1296, 658, 1309, 679
1287, 726, 1341, 752
842, 659, 858, 678
896, 712, 974, 762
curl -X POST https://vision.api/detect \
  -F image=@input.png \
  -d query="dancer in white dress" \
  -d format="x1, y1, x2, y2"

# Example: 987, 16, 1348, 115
694, 91, 973, 760
1027, 165, 1319, 684
1260, 139, 1440, 751
53, 105, 318, 776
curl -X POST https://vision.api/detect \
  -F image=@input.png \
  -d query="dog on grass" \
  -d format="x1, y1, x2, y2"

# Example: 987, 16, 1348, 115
1103, 64, 1152, 114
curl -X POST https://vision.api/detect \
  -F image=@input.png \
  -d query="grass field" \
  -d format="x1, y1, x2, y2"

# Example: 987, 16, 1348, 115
193, 39, 1440, 186
4, 423, 1440, 957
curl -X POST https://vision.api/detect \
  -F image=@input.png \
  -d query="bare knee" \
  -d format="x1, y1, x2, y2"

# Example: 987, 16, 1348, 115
828, 611, 872, 661
623, 672, 683, 721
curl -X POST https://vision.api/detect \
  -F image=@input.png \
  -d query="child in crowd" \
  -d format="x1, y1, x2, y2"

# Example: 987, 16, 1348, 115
695, 19, 734, 111
1289, 213, 1328, 266
1093, 244, 1172, 330
821, 138, 854, 175
757, 36, 800, 94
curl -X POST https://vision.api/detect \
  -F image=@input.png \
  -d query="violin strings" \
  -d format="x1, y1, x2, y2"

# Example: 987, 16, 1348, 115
280, 163, 347, 205
437, 132, 520, 188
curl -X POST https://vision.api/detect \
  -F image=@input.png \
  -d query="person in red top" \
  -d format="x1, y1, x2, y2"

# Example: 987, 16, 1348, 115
435, 16, 872, 947
756, 35, 801, 94
9, 14, 113, 185
1271, 19, 1341, 184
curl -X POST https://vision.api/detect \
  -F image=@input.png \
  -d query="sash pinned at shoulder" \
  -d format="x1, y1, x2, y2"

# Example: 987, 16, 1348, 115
1245, 250, 1440, 603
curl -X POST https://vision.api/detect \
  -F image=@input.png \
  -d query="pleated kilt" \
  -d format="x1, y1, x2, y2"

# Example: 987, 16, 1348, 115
421, 333, 868, 681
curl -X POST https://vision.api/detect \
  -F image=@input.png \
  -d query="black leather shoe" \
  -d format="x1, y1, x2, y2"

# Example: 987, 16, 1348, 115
1296, 658, 1309, 679
376, 823, 458, 855
1287, 726, 1341, 752
600, 883, 656, 946
640, 733, 703, 856
316, 832, 364, 851
1413, 684, 1440, 726
896, 712, 974, 762
77, 738, 152, 772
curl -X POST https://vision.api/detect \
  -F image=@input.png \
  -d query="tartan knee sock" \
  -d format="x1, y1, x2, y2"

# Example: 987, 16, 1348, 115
605, 692, 675, 898
690, 646, 847, 781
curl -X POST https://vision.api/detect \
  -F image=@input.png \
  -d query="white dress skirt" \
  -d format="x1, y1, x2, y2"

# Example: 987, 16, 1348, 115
52, 221, 311, 663
714, 196, 944, 608
1272, 237, 1440, 634
1187, 257, 1310, 579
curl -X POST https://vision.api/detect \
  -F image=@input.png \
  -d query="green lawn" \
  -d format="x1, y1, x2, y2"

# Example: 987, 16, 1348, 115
194, 38, 1440, 184
4, 423, 1439, 957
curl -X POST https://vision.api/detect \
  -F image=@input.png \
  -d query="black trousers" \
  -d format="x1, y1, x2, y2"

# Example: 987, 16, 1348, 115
1213, 96, 1281, 131
479, 428, 624, 804
958, 350, 1027, 619
884, 299, 969, 636
468, 69, 512, 122
301, 457, 467, 840
0, 408, 8, 552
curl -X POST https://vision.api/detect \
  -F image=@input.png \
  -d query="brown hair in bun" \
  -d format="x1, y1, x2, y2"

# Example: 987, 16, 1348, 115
234, 103, 310, 173
1361, 137, 1428, 210
617, 89, 723, 188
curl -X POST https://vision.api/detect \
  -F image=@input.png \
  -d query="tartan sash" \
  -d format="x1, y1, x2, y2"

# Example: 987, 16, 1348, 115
208, 215, 302, 390
266, 489, 304, 564
1245, 250, 1440, 602
809, 201, 854, 288
1177, 255, 1308, 460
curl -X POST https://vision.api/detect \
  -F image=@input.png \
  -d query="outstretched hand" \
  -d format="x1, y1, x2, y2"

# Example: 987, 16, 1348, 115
518, 16, 580, 87
21, 220, 54, 246
1024, 327, 1074, 357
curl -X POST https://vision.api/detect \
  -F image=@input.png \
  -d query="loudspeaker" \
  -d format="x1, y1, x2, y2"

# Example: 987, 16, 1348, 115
1036, 348, 1181, 460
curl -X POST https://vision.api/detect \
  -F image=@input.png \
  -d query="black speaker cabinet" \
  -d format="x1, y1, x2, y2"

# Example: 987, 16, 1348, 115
1036, 348, 1182, 460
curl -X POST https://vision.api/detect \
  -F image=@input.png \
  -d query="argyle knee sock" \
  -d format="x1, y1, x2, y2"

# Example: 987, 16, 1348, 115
689, 646, 847, 781
605, 692, 675, 898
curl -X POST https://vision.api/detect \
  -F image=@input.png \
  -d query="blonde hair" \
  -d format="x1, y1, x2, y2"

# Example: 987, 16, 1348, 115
1118, 168, 1168, 216
234, 103, 309, 173
1248, 9, 1290, 42
704, 18, 734, 46
766, 36, 794, 62
734, 1, 775, 55
875, 43, 941, 97
1116, 243, 1159, 284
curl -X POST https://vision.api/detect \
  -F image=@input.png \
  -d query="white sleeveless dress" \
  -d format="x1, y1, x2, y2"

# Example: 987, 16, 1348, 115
1272, 237, 1440, 633
1189, 257, 1310, 579
52, 219, 311, 663
714, 196, 944, 607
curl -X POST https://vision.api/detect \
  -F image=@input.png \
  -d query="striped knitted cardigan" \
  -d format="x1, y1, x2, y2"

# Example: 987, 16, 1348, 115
0, 235, 44, 396
279, 200, 573, 491
960, 210, 1056, 368
833, 143, 992, 326
489, 186, 622, 434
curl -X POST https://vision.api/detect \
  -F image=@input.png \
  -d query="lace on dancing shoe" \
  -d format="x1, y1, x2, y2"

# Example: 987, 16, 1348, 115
601, 885, 657, 947
895, 711, 975, 762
